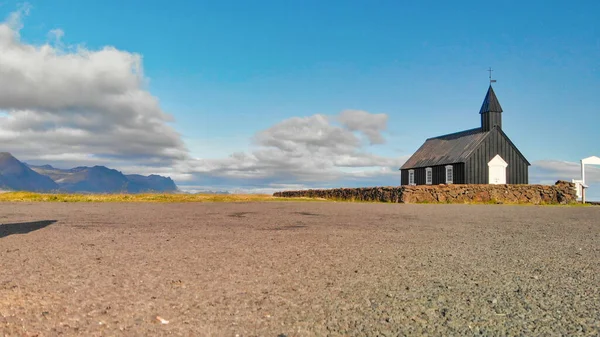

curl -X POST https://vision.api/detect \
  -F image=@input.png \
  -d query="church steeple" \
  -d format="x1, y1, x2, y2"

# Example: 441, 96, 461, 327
480, 85, 503, 131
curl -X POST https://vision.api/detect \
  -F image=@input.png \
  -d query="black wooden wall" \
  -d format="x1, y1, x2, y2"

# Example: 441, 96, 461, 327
464, 128, 529, 184
400, 163, 465, 185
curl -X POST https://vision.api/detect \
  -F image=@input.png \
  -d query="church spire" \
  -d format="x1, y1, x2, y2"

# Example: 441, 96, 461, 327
479, 85, 503, 114
480, 85, 503, 131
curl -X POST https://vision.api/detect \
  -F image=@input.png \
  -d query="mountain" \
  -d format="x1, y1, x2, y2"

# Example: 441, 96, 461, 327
0, 152, 179, 194
0, 153, 60, 192
28, 164, 129, 193
28, 164, 179, 193
125, 174, 178, 193
51, 166, 130, 193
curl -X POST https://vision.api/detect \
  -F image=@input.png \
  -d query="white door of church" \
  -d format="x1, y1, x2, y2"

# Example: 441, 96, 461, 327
488, 154, 508, 184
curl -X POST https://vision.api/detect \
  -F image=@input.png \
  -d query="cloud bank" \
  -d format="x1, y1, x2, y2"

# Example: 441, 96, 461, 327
0, 6, 187, 167
179, 111, 406, 191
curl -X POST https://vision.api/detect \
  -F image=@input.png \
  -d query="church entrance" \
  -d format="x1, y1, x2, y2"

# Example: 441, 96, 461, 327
488, 154, 507, 184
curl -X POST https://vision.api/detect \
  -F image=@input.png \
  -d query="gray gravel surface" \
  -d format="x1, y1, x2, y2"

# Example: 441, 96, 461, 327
1, 202, 599, 336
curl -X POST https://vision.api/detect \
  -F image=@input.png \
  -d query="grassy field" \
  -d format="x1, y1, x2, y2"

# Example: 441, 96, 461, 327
0, 191, 321, 203
0, 191, 590, 205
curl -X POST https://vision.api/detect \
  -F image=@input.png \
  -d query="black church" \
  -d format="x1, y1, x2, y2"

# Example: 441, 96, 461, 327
400, 85, 530, 186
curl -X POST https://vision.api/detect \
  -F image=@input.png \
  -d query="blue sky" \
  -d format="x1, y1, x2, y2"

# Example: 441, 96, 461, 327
1, 0, 599, 198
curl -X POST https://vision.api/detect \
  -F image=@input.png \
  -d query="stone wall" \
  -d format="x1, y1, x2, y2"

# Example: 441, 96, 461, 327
399, 181, 577, 204
274, 187, 403, 203
273, 181, 578, 205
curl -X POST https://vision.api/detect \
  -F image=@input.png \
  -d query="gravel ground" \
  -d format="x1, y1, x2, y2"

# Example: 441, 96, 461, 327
1, 202, 599, 336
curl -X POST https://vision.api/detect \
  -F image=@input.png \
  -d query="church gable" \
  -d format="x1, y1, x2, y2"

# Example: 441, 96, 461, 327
494, 127, 531, 166
464, 127, 530, 184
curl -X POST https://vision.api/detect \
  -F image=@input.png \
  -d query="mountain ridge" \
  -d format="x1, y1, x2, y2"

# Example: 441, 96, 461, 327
0, 152, 179, 193
0, 152, 60, 192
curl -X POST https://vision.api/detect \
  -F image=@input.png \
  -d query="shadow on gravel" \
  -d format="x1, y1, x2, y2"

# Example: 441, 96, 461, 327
294, 211, 321, 216
270, 225, 308, 231
0, 220, 57, 239
228, 212, 255, 218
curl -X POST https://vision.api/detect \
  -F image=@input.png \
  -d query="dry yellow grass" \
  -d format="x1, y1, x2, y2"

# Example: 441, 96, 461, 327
0, 191, 321, 203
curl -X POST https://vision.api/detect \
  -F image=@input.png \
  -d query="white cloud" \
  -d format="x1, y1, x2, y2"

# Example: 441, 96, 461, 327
179, 110, 405, 191
5, 3, 30, 31
0, 6, 188, 168
47, 28, 64, 42
338, 109, 388, 145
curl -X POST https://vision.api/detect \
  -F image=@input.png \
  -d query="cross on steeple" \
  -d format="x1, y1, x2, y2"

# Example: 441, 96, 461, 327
488, 67, 497, 85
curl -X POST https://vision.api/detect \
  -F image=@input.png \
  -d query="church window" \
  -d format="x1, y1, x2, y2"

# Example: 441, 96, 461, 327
408, 170, 415, 185
445, 165, 453, 184
426, 167, 432, 184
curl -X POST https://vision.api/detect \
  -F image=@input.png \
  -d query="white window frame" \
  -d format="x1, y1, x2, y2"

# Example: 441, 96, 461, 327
408, 169, 415, 185
445, 165, 453, 184
425, 167, 432, 185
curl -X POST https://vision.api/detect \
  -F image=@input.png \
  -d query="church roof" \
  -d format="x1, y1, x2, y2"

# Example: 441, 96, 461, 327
400, 128, 489, 169
479, 85, 503, 114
